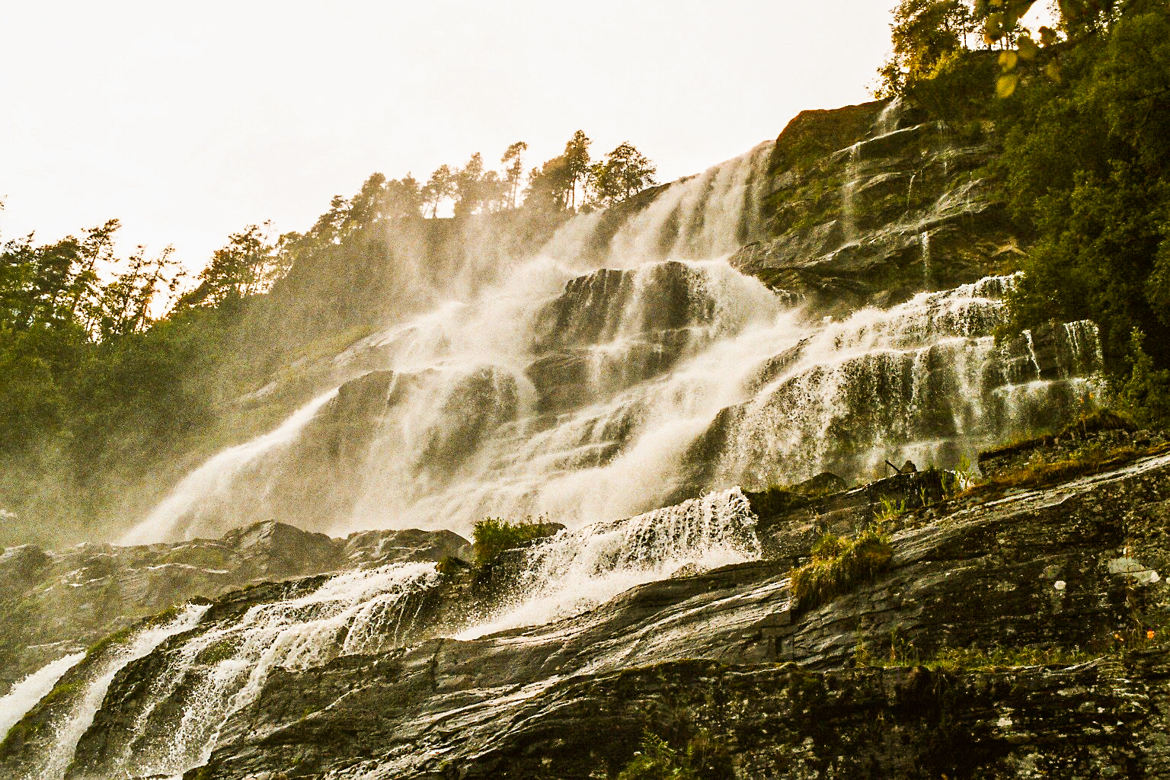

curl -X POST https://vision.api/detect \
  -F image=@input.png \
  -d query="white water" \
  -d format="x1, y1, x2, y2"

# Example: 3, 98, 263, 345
130, 125, 1104, 546
33, 604, 207, 780
57, 489, 759, 778
458, 487, 760, 639
115, 562, 439, 777
0, 652, 85, 741
121, 388, 339, 544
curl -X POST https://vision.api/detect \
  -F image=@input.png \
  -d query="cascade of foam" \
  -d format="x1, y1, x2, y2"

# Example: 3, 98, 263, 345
457, 488, 760, 639
604, 143, 772, 264
709, 276, 1105, 488
110, 562, 439, 777
33, 604, 207, 780
877, 98, 901, 136
0, 653, 85, 741
920, 230, 932, 288
841, 143, 861, 244
121, 388, 340, 544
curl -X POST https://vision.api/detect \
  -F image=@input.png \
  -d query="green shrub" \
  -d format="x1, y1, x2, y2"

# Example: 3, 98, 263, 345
617, 730, 732, 780
790, 528, 893, 611
471, 516, 561, 567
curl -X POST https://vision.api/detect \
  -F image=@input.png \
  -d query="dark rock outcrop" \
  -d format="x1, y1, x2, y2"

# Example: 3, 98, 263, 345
0, 521, 468, 694
733, 100, 1019, 310
28, 449, 1169, 779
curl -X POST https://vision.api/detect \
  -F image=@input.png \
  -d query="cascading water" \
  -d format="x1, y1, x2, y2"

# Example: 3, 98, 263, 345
458, 487, 760, 639
0, 652, 85, 741
121, 389, 340, 544
24, 490, 760, 779
16, 604, 207, 780
126, 129, 1103, 547
91, 562, 439, 777
840, 142, 861, 245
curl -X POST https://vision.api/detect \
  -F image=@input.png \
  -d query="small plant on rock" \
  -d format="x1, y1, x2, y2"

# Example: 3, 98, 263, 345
790, 527, 894, 612
472, 515, 561, 567
617, 730, 732, 780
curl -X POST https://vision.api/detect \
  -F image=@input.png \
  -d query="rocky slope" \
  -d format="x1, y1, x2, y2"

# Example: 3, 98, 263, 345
0, 521, 468, 694
2, 424, 1168, 778
182, 441, 1170, 778
734, 99, 1018, 311
3, 98, 1164, 779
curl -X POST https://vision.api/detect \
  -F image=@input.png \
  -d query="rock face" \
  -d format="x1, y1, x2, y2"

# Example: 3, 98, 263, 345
3, 445, 1168, 778
4, 98, 1160, 779
733, 100, 1019, 310
0, 521, 469, 694
175, 449, 1170, 779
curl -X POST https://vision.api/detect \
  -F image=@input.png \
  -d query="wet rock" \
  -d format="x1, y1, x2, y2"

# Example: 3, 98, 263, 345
0, 522, 468, 694
734, 100, 1018, 311
150, 451, 1170, 779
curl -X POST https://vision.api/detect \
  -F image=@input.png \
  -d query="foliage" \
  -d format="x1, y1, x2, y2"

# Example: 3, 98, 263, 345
471, 516, 561, 566
969, 439, 1170, 496
617, 731, 732, 780
1123, 329, 1170, 428
993, 4, 1170, 426
790, 527, 894, 611
857, 639, 1096, 670
878, 0, 981, 97
589, 142, 658, 206
877, 497, 908, 522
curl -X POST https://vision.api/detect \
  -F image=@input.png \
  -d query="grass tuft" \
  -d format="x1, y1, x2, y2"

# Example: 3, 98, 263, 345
790, 527, 893, 611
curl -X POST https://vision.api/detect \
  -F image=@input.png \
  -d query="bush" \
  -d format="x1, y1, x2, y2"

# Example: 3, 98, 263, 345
790, 528, 894, 611
471, 516, 561, 567
617, 731, 732, 780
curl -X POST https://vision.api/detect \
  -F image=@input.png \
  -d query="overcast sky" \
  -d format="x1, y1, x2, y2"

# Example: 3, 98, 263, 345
0, 1, 894, 269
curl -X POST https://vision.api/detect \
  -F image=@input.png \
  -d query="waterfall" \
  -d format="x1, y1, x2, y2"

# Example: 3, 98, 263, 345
130, 141, 1105, 547
920, 230, 932, 288
121, 388, 340, 544
14, 492, 757, 778
88, 562, 439, 778
841, 142, 861, 245
24, 604, 208, 780
0, 653, 85, 742
706, 278, 1104, 489
458, 487, 760, 639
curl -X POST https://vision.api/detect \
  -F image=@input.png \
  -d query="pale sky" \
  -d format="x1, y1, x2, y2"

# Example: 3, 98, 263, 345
0, 1, 894, 270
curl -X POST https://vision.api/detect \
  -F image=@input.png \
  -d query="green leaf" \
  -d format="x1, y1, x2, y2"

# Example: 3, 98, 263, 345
997, 72, 1020, 98
999, 51, 1020, 71
1017, 36, 1039, 61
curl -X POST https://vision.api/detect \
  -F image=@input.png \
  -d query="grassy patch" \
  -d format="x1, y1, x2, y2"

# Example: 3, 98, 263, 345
966, 441, 1170, 497
857, 641, 1096, 671
790, 527, 894, 612
472, 517, 562, 567
618, 730, 732, 780
196, 637, 239, 666
85, 626, 133, 659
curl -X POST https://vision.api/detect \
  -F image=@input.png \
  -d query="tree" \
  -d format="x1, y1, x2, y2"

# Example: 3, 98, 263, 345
422, 165, 456, 218
588, 142, 658, 206
453, 152, 486, 217
563, 130, 592, 210
523, 154, 574, 212
501, 141, 528, 209
176, 225, 277, 309
385, 174, 424, 220
996, 4, 1170, 423
878, 0, 977, 96
91, 245, 183, 339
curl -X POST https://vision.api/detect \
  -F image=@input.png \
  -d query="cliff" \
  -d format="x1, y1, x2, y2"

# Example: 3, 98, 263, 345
1, 426, 1166, 777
